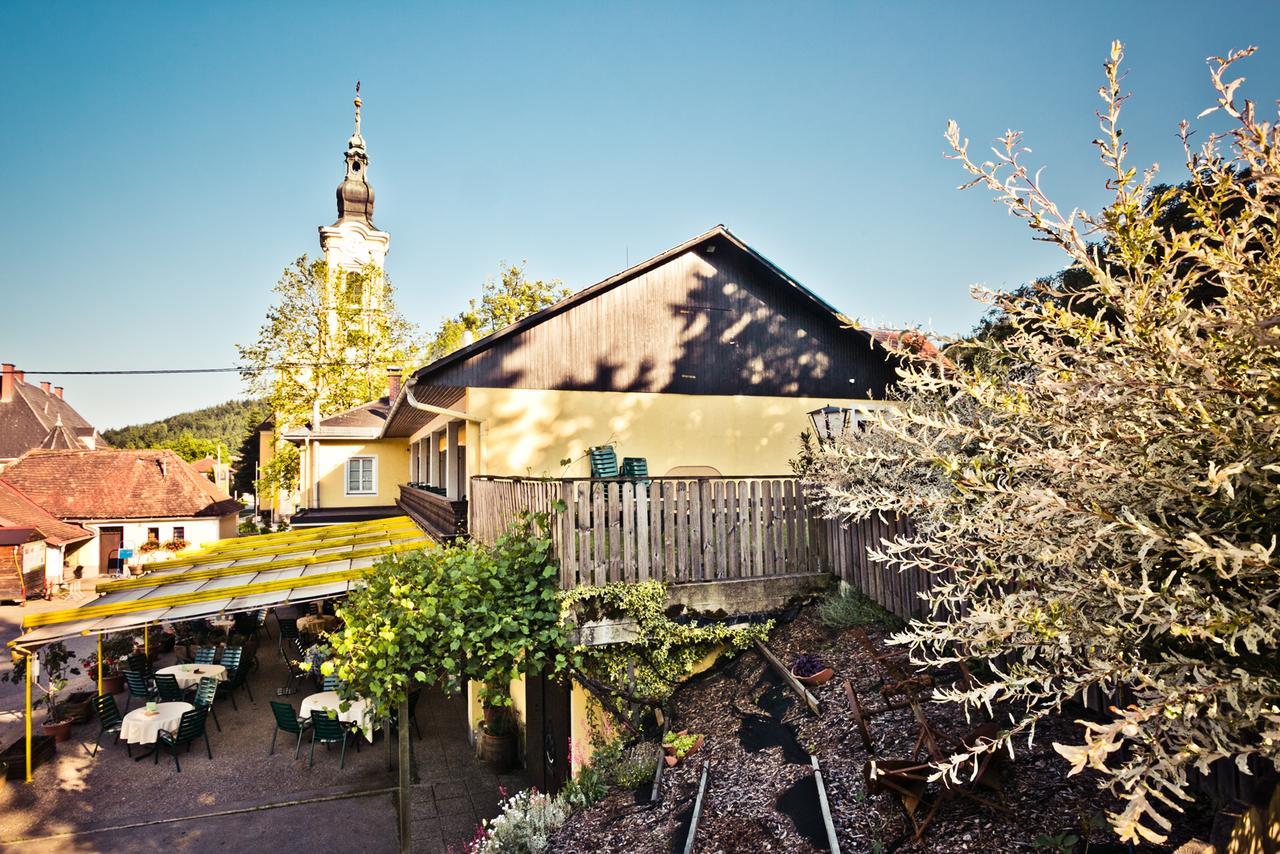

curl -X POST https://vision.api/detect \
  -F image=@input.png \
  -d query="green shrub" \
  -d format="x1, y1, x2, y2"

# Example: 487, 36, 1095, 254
815, 581, 902, 629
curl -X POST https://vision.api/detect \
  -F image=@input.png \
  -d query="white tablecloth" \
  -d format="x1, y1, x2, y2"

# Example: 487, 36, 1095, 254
156, 664, 227, 691
299, 691, 375, 742
121, 702, 194, 745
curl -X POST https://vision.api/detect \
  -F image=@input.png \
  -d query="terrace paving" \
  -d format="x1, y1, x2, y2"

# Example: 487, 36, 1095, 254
0, 607, 526, 852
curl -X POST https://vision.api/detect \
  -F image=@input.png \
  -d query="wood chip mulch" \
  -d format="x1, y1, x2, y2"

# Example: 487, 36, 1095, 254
549, 609, 1215, 853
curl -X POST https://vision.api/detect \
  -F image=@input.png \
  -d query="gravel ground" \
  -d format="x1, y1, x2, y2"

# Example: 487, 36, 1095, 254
550, 609, 1216, 853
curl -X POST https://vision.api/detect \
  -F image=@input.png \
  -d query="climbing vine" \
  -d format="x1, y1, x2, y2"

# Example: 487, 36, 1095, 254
561, 580, 771, 720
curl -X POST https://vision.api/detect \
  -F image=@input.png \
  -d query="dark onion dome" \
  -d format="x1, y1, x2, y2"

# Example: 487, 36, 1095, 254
334, 94, 375, 226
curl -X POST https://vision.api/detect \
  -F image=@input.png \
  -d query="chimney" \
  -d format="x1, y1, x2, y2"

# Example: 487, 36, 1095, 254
1, 364, 13, 403
53, 386, 63, 399
387, 366, 402, 400
39, 381, 51, 394
13, 370, 23, 386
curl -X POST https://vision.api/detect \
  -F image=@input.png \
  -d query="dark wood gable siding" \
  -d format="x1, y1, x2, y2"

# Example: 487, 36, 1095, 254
425, 237, 899, 399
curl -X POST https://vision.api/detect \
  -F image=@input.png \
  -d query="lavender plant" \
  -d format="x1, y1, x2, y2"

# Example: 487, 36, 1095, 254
802, 43, 1280, 843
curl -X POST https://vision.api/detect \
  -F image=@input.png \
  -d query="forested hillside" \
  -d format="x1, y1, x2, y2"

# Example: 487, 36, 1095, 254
103, 399, 266, 462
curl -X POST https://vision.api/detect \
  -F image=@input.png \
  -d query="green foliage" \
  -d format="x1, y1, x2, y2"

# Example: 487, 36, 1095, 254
557, 765, 608, 811
103, 398, 261, 462
425, 261, 569, 362
2, 642, 81, 721
802, 44, 1280, 843
467, 788, 568, 854
231, 403, 271, 496
563, 581, 772, 714
815, 581, 903, 630
1031, 833, 1079, 853
237, 256, 419, 429
256, 441, 300, 498
326, 513, 568, 729
662, 730, 701, 758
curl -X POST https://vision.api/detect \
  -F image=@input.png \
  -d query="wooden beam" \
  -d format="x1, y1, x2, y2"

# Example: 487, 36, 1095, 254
754, 640, 820, 715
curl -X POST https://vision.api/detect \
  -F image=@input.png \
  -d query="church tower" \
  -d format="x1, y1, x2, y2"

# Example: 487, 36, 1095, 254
318, 85, 391, 290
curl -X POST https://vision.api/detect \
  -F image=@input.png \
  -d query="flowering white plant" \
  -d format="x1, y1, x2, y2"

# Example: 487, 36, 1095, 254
802, 43, 1280, 843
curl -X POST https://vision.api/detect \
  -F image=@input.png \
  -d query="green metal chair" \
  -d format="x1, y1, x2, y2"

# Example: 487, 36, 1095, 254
216, 662, 252, 709
621, 457, 649, 478
268, 701, 310, 757
308, 711, 354, 769
155, 707, 212, 772
122, 670, 155, 713
154, 673, 184, 702
90, 694, 128, 757
193, 676, 221, 732
277, 618, 300, 660
193, 647, 216, 664
589, 446, 619, 478
322, 675, 340, 692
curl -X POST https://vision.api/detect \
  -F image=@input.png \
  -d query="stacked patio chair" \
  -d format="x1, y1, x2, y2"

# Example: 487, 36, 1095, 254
589, 446, 619, 478
268, 701, 311, 758
193, 676, 221, 732
308, 711, 358, 769
155, 707, 212, 773
122, 670, 156, 713
621, 456, 649, 479
90, 694, 128, 757
154, 673, 185, 702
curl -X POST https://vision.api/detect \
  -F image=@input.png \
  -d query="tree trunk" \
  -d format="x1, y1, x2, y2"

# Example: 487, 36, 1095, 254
398, 694, 411, 854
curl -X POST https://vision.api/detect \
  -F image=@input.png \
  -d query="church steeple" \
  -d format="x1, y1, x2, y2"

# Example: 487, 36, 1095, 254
335, 82, 375, 226
319, 83, 390, 275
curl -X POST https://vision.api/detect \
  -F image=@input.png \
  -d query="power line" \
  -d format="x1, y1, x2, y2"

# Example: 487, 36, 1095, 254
18, 362, 407, 376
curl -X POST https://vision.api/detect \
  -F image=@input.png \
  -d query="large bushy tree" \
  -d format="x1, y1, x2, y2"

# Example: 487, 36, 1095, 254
237, 256, 419, 428
801, 43, 1280, 842
424, 262, 569, 361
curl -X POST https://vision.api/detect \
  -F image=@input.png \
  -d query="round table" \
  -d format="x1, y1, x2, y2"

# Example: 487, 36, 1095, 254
299, 690, 375, 742
121, 702, 194, 745
297, 614, 342, 635
156, 663, 227, 691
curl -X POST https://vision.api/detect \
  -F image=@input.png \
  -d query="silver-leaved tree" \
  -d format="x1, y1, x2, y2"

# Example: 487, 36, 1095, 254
801, 43, 1279, 842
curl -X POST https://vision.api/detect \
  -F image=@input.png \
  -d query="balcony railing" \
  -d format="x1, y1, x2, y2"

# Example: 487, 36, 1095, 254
397, 484, 467, 541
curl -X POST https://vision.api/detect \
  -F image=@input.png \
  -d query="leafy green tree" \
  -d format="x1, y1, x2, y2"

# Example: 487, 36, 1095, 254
230, 404, 270, 497
425, 262, 569, 361
237, 256, 419, 428
801, 44, 1280, 843
255, 440, 299, 500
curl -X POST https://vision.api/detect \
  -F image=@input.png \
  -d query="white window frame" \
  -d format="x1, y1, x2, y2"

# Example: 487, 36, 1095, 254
344, 456, 378, 496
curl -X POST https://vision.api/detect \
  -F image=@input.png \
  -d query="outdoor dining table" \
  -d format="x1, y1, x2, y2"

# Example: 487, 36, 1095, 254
299, 690, 375, 742
156, 663, 227, 691
121, 701, 194, 759
297, 614, 342, 635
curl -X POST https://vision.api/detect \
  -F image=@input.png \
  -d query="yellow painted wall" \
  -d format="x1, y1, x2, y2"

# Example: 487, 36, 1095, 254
466, 387, 880, 478
310, 439, 410, 508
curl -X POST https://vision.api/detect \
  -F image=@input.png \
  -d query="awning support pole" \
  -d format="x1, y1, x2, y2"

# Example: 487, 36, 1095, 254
144, 623, 150, 657
24, 649, 33, 783
97, 634, 104, 695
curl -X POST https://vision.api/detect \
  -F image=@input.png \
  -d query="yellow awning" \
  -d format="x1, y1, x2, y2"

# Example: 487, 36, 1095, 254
10, 515, 430, 649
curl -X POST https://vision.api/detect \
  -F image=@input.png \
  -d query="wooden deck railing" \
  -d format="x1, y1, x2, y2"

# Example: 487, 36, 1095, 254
469, 475, 828, 589
398, 484, 468, 540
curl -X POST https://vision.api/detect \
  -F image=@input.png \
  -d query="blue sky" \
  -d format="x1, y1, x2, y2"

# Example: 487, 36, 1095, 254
4, 2, 1279, 428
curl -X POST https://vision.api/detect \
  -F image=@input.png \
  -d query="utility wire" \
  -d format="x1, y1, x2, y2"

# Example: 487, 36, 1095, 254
19, 362, 405, 376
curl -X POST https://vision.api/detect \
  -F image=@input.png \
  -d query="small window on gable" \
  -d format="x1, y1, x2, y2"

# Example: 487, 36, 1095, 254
346, 457, 376, 495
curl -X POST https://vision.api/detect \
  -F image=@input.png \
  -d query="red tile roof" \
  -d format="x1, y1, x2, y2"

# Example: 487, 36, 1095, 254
0, 479, 92, 546
0, 449, 240, 521
0, 377, 103, 460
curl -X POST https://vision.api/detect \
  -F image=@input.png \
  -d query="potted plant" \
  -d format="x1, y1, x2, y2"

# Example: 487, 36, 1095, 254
790, 654, 834, 687
1, 643, 82, 742
81, 633, 133, 695
662, 730, 704, 766
476, 683, 518, 772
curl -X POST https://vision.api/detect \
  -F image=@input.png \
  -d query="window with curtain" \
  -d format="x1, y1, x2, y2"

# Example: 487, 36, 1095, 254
345, 457, 376, 495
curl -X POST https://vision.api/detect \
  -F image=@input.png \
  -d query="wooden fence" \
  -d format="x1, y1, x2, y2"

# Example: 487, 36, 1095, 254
820, 513, 929, 620
469, 476, 829, 590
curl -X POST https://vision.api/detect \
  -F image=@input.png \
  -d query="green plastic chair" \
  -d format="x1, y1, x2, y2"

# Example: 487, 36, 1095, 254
90, 694, 128, 757
193, 647, 216, 664
155, 707, 212, 772
268, 701, 310, 758
193, 676, 221, 732
121, 670, 155, 713
308, 711, 354, 769
589, 446, 619, 478
154, 673, 184, 702
322, 675, 340, 692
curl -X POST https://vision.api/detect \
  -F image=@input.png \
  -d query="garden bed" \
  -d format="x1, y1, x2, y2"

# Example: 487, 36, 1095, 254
549, 608, 1215, 852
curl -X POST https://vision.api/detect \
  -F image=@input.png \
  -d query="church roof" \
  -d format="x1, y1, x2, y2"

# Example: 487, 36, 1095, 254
0, 369, 102, 460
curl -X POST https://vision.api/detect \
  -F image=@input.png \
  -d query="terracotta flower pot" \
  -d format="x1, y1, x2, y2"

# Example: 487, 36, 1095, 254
41, 719, 72, 743
662, 731, 704, 766
791, 666, 834, 688
101, 673, 125, 695
477, 730, 517, 773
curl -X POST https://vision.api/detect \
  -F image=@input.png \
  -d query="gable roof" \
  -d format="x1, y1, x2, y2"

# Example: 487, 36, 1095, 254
383, 225, 898, 436
0, 378, 102, 460
0, 480, 92, 546
0, 449, 240, 521
280, 396, 392, 442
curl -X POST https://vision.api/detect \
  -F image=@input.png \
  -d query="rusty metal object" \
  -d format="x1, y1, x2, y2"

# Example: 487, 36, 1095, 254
843, 679, 873, 752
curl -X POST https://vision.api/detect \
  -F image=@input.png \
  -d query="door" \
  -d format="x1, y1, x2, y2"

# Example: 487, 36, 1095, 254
525, 669, 572, 795
99, 527, 123, 576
